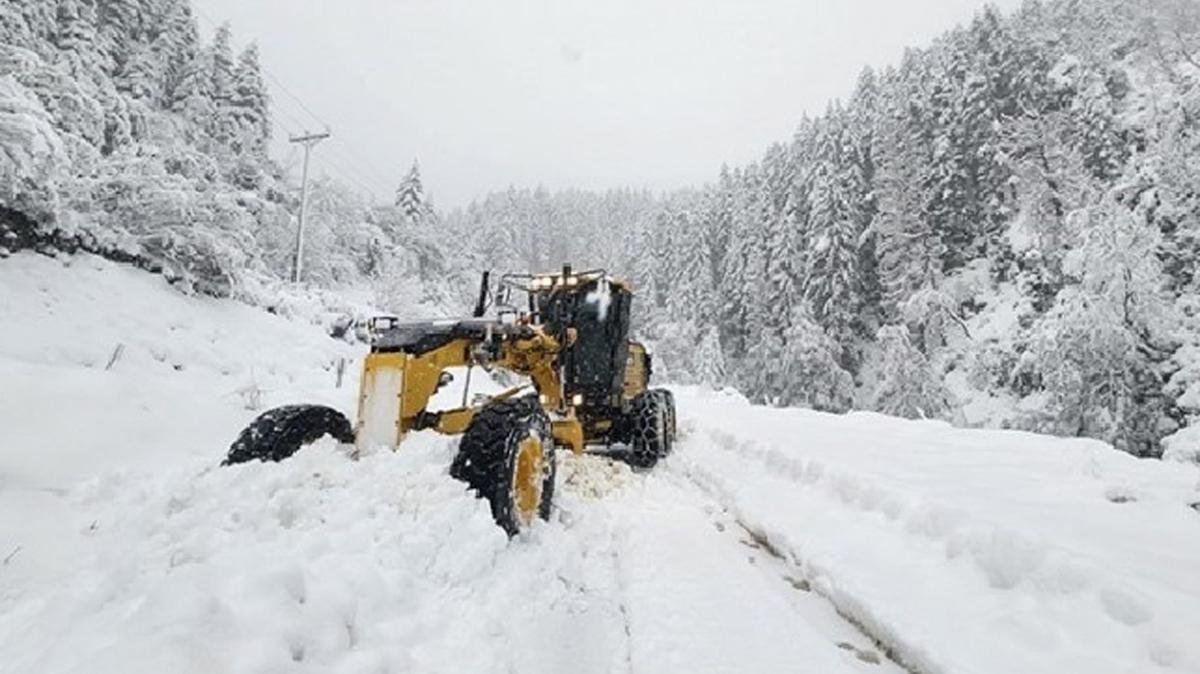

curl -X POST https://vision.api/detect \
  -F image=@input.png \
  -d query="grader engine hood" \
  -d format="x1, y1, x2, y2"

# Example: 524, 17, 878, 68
369, 318, 522, 355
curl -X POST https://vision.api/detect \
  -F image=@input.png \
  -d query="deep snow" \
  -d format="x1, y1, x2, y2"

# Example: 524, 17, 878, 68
1, 252, 1198, 674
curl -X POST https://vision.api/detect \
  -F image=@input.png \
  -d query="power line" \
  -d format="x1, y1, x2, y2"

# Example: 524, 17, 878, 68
332, 135, 396, 188
266, 104, 388, 202
324, 143, 393, 196
319, 152, 388, 203
267, 102, 311, 139
260, 68, 331, 131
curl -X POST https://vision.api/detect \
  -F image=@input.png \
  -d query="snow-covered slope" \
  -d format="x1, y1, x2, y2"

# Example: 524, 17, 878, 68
1, 253, 1197, 674
0, 253, 359, 591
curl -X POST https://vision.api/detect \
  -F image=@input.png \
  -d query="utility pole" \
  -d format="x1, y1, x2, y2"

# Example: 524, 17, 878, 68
289, 130, 331, 283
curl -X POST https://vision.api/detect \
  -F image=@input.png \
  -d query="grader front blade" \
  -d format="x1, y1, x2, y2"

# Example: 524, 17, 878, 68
356, 352, 407, 452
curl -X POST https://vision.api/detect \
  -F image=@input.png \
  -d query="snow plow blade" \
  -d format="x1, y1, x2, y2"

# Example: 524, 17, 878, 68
355, 351, 407, 452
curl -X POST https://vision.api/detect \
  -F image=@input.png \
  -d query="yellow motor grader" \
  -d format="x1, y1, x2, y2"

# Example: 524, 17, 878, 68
223, 266, 676, 534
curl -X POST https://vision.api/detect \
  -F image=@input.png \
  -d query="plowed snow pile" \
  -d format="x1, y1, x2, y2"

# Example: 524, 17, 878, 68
1, 440, 632, 674
2, 252, 1198, 674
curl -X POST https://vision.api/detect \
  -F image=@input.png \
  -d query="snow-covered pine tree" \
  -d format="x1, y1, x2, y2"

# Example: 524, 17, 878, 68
999, 104, 1092, 313
921, 30, 975, 271
0, 0, 58, 54
693, 325, 727, 388
118, 0, 201, 109
804, 107, 865, 367
171, 44, 216, 140
668, 207, 713, 325
717, 164, 761, 362
703, 164, 736, 291
873, 51, 945, 322
741, 167, 772, 344
55, 0, 99, 79
395, 160, 426, 225
1071, 66, 1129, 182
228, 43, 270, 158
961, 7, 1020, 252
630, 217, 664, 338
763, 188, 805, 340
760, 137, 806, 343
209, 22, 234, 103
156, 0, 200, 94
848, 67, 883, 343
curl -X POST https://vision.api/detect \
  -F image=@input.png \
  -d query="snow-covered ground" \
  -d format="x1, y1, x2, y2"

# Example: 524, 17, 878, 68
2, 253, 1198, 674
673, 389, 1200, 674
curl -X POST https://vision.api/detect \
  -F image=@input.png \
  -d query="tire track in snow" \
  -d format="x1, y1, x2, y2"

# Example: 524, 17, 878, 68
667, 442, 937, 674
655, 464, 912, 674
587, 454, 902, 674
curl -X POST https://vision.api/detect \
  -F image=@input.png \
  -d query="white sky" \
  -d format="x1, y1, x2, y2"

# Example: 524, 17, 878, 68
192, 0, 1025, 208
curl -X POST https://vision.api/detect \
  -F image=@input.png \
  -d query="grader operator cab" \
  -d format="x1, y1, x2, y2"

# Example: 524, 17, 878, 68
223, 266, 676, 535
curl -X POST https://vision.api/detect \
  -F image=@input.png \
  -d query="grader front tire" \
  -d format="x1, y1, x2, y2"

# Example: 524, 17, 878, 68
451, 397, 557, 536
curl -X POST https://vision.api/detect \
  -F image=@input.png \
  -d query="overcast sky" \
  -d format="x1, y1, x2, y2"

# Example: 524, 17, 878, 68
192, 0, 1025, 208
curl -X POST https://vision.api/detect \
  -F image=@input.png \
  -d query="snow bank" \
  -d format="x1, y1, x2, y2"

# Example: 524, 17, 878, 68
0, 440, 639, 674
0, 252, 360, 591
669, 387, 1200, 674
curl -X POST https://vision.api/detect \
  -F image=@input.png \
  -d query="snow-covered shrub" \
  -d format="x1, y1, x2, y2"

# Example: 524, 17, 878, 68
1161, 424, 1200, 465
966, 338, 1021, 392
869, 324, 953, 420
1018, 193, 1177, 455
771, 305, 854, 412
0, 71, 66, 229
900, 286, 968, 355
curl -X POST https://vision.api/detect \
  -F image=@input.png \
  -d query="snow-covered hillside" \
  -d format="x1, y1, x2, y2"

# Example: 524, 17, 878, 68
0, 253, 359, 588
1, 254, 1198, 674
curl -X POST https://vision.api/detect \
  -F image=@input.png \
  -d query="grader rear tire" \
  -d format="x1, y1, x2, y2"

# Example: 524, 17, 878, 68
451, 396, 557, 536
628, 389, 672, 468
658, 389, 677, 445
223, 404, 355, 465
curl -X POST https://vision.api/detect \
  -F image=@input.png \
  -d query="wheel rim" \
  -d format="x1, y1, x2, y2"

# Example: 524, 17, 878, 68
511, 433, 544, 529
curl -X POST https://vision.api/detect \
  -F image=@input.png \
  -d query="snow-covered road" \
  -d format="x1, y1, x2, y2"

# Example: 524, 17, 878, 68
2, 253, 1197, 674
0, 433, 898, 674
